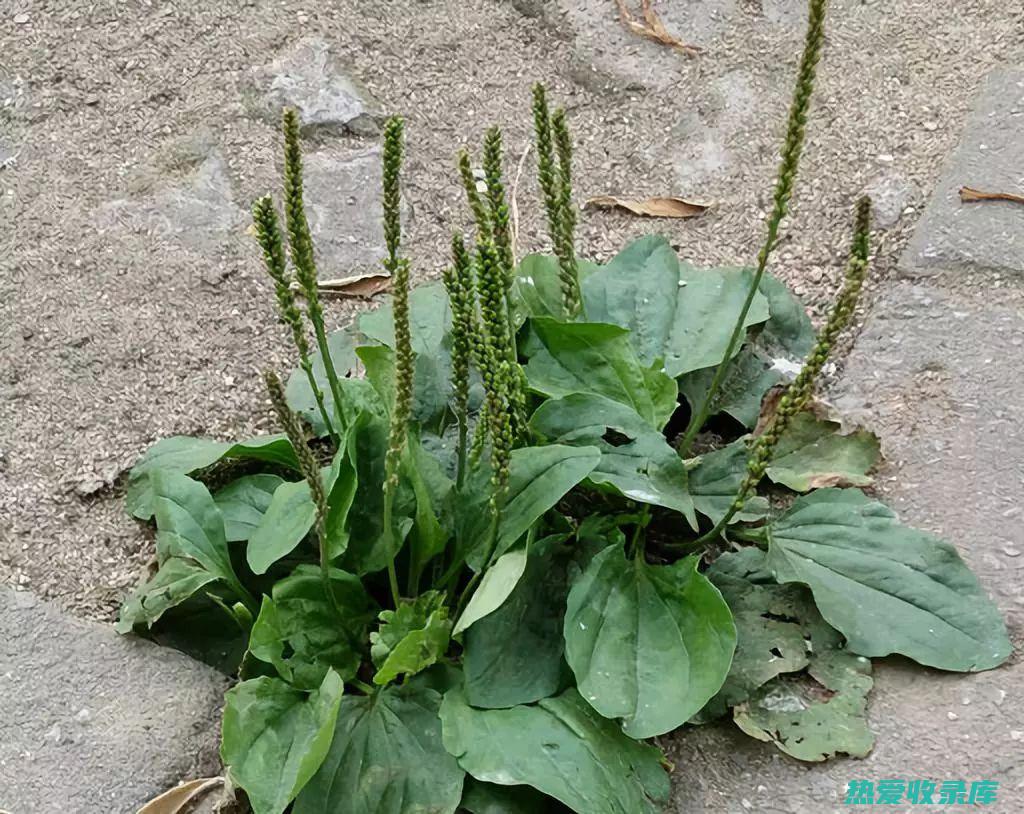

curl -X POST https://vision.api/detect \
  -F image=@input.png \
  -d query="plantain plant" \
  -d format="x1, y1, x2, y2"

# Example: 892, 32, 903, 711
117, 0, 1010, 811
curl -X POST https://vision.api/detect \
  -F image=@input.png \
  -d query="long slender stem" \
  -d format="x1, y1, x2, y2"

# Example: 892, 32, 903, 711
677, 0, 828, 458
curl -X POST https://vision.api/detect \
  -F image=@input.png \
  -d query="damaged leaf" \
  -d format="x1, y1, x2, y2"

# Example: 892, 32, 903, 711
765, 411, 882, 492
615, 0, 701, 56
136, 777, 224, 814
584, 195, 708, 219
294, 272, 391, 299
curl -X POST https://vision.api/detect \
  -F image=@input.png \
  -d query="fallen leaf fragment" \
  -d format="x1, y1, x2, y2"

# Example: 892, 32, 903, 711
585, 194, 708, 219
137, 777, 223, 814
291, 272, 391, 299
959, 186, 1024, 207
615, 0, 701, 56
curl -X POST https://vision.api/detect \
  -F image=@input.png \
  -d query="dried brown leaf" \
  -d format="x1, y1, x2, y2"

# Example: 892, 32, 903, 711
136, 777, 223, 814
959, 186, 1024, 206
616, 0, 701, 56
291, 273, 392, 299
585, 194, 708, 219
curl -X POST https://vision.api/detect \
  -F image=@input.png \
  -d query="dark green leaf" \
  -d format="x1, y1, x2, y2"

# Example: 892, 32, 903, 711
757, 272, 815, 359
440, 687, 669, 814
580, 236, 770, 377
126, 435, 299, 519
115, 557, 219, 633
564, 545, 735, 738
463, 536, 572, 708
509, 254, 600, 326
454, 545, 528, 638
149, 472, 240, 590
370, 590, 452, 685
221, 670, 344, 814
530, 393, 697, 527
215, 474, 285, 542
294, 684, 464, 814
465, 445, 601, 570
678, 346, 783, 429
339, 412, 415, 575
767, 488, 1012, 671
285, 329, 360, 436
524, 319, 678, 430
766, 411, 881, 492
687, 439, 769, 525
360, 281, 453, 427
245, 480, 316, 575
460, 778, 566, 814
248, 564, 373, 689
406, 431, 455, 587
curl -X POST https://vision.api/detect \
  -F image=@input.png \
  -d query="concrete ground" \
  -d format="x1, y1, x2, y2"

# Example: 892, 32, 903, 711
2, 1, 1023, 812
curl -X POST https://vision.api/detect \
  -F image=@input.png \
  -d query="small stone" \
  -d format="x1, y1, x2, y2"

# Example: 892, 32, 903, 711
864, 174, 917, 229
947, 711, 958, 720
1011, 730, 1024, 741
252, 38, 383, 136
923, 121, 938, 131
13, 12, 29, 23
1001, 545, 1020, 557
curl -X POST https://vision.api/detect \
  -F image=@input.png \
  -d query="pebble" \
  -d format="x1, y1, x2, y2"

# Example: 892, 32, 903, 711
947, 711, 958, 720
1001, 545, 1020, 557
13, 12, 29, 24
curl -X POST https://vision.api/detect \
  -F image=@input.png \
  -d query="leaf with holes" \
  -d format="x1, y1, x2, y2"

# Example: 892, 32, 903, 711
766, 411, 881, 492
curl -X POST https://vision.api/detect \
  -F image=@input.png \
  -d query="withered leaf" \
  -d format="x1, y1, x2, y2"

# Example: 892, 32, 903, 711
136, 777, 223, 814
291, 273, 391, 299
585, 195, 708, 219
960, 186, 1024, 207
615, 0, 701, 56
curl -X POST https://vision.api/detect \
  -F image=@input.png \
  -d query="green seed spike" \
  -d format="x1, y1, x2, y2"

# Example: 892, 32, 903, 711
531, 84, 566, 286
458, 149, 491, 242
696, 195, 871, 544
385, 258, 415, 489
677, 0, 828, 459
281, 108, 348, 436
482, 128, 514, 289
444, 236, 477, 485
475, 240, 515, 462
382, 116, 404, 273
551, 107, 580, 315
252, 196, 338, 445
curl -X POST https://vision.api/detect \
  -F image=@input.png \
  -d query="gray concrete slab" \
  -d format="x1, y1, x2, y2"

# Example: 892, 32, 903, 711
900, 69, 1024, 277
664, 276, 1024, 813
0, 589, 228, 814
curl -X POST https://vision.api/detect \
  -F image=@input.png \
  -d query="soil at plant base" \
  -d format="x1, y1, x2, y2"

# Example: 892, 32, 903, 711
1, 1, 1020, 626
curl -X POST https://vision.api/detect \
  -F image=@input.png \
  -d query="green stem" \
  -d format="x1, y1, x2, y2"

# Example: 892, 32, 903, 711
301, 359, 339, 447
382, 488, 402, 608
677, 0, 827, 459
350, 678, 376, 695
311, 323, 348, 435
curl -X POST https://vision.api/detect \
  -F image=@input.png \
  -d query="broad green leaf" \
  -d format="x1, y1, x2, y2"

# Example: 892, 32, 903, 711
580, 235, 770, 377
248, 564, 373, 689
406, 431, 455, 588
529, 393, 697, 528
370, 591, 452, 685
564, 545, 736, 738
733, 648, 875, 762
340, 412, 415, 575
463, 536, 572, 708
757, 272, 815, 358
767, 488, 1012, 671
360, 281, 453, 427
678, 346, 783, 429
246, 480, 316, 575
464, 445, 601, 570
510, 254, 600, 326
440, 687, 669, 814
460, 778, 566, 814
221, 670, 344, 814
126, 435, 299, 519
215, 474, 285, 542
284, 329, 359, 436
687, 439, 769, 525
524, 319, 678, 430
150, 472, 238, 587
454, 546, 529, 637
293, 684, 464, 814
115, 557, 219, 633
765, 411, 881, 492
